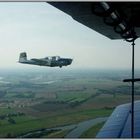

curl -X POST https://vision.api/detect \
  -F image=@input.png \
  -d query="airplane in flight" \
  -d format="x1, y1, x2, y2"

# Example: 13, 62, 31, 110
19, 52, 73, 68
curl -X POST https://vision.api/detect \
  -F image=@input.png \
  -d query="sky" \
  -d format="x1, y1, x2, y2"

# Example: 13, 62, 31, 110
0, 2, 140, 70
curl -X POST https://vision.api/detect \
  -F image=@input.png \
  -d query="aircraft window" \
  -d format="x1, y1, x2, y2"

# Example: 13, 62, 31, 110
48, 56, 52, 60
56, 56, 60, 60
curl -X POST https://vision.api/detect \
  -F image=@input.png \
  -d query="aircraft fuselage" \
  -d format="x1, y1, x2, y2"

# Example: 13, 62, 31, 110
19, 52, 73, 68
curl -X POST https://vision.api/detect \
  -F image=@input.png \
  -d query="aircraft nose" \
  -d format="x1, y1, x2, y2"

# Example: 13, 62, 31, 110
68, 59, 73, 64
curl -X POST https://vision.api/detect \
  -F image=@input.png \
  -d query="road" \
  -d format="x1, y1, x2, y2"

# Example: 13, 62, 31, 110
20, 117, 108, 138
65, 117, 107, 138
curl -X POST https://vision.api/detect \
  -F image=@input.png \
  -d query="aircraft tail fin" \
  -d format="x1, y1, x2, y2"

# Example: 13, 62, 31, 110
19, 52, 27, 62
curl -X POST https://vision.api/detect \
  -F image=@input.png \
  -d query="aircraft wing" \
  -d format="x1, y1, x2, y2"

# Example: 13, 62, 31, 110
31, 58, 48, 65
96, 101, 140, 138
47, 2, 140, 138
31, 58, 43, 62
48, 2, 140, 40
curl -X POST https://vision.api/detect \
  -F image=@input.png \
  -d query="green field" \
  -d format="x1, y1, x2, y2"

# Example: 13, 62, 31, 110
0, 108, 16, 115
80, 122, 105, 138
0, 69, 139, 138
43, 129, 72, 138
0, 108, 113, 137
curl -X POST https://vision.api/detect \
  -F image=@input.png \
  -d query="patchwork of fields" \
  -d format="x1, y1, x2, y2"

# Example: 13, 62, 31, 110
0, 69, 140, 138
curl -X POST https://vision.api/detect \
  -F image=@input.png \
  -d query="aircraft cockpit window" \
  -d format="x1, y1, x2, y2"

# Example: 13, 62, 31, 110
45, 57, 49, 59
51, 57, 56, 61
47, 56, 52, 60
55, 56, 60, 60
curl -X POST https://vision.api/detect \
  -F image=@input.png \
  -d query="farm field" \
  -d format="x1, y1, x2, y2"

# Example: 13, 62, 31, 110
80, 122, 105, 138
0, 68, 140, 138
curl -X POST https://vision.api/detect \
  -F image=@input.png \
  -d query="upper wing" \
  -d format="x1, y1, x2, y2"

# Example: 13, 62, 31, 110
48, 2, 140, 40
31, 58, 49, 65
96, 101, 140, 138
48, 2, 140, 138
31, 58, 43, 62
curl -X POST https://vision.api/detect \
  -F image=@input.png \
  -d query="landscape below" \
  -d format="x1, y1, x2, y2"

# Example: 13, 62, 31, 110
0, 68, 139, 138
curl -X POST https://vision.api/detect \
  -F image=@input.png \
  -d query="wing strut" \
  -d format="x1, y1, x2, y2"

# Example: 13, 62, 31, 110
91, 3, 139, 137
99, 3, 139, 138
131, 39, 135, 138
123, 28, 138, 138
